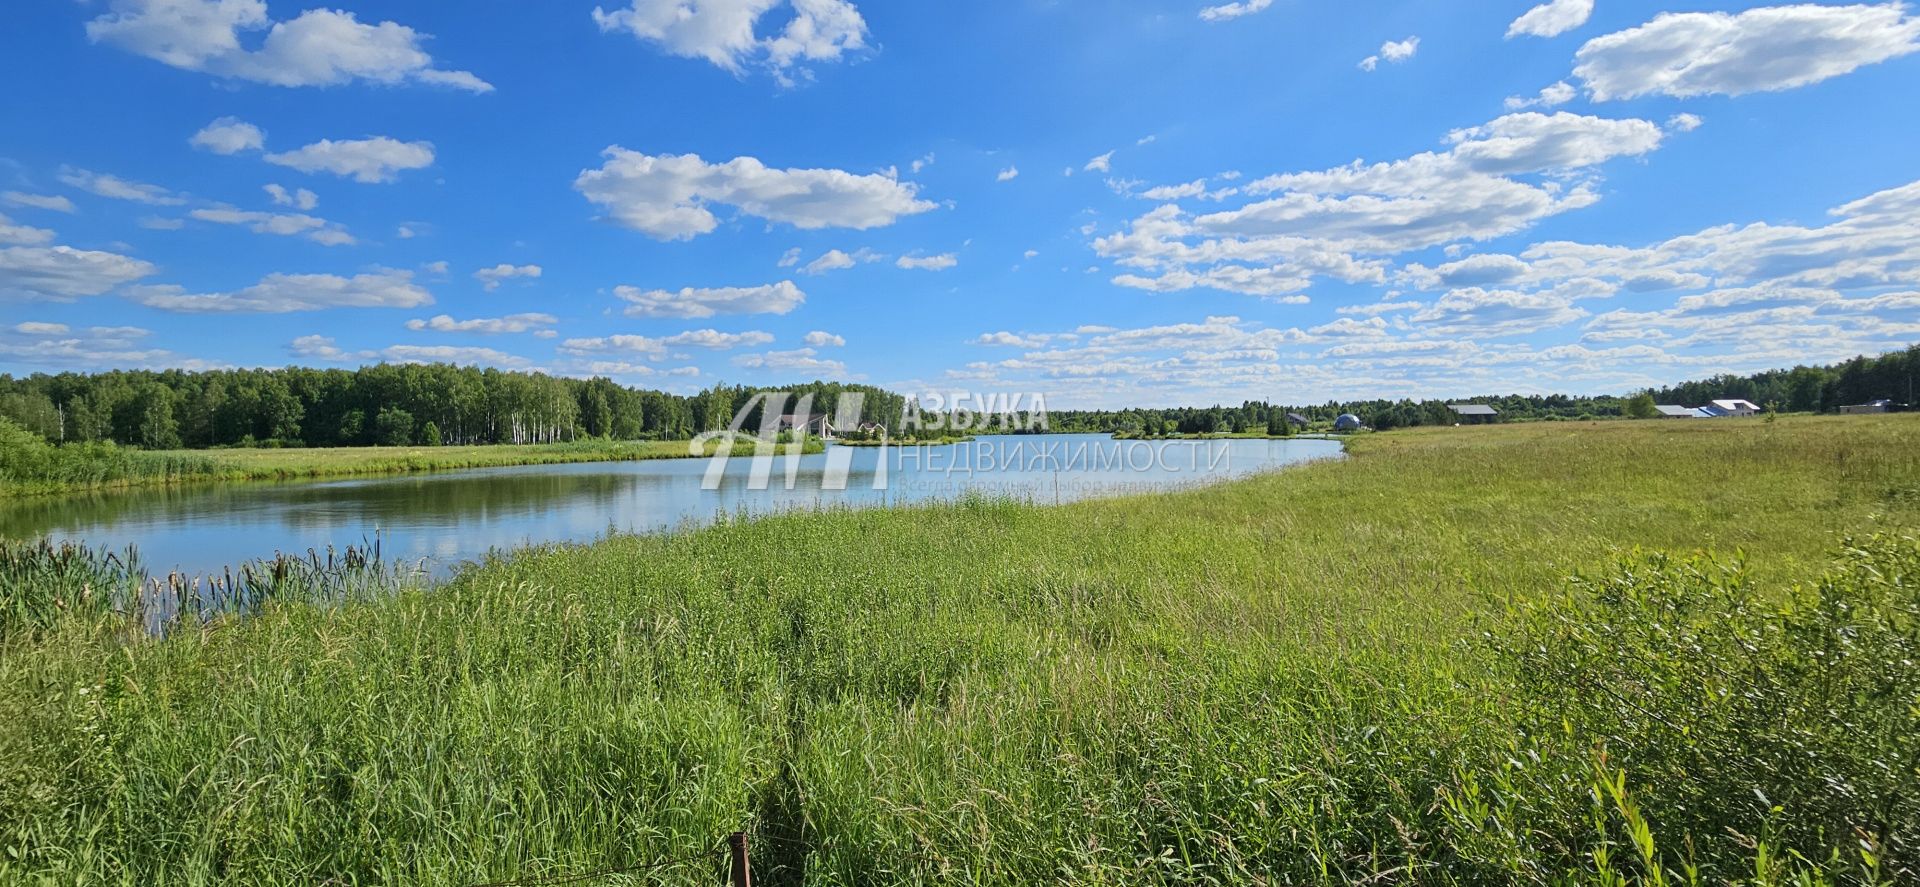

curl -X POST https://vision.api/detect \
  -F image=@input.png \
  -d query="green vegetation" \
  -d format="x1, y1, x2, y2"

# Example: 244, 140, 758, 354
1042, 344, 1920, 433
2, 416, 1918, 884
0, 418, 821, 498
0, 364, 909, 449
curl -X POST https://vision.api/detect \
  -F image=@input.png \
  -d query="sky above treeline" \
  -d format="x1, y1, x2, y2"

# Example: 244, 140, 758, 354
1, 0, 1917, 408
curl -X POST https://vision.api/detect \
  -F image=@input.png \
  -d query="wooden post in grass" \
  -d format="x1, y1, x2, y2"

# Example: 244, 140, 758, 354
728, 832, 751, 887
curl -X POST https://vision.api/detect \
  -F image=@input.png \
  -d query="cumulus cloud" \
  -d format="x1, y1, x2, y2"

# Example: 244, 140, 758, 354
996, 166, 1019, 182
86, 0, 492, 91
1199, 0, 1272, 22
1084, 151, 1114, 174
190, 117, 264, 154
575, 148, 936, 240
473, 263, 543, 291
1505, 81, 1577, 110
405, 313, 558, 334
1507, 0, 1594, 39
732, 347, 848, 377
264, 137, 435, 183
561, 329, 774, 360
804, 330, 845, 347
1093, 111, 1665, 300
896, 253, 957, 271
614, 280, 806, 318
264, 184, 318, 210
798, 248, 883, 275
189, 205, 353, 246
0, 214, 56, 246
131, 270, 431, 313
0, 245, 157, 299
1574, 4, 1920, 101
1359, 36, 1418, 71
57, 168, 186, 205
3, 192, 78, 214
591, 0, 867, 83
0, 323, 208, 371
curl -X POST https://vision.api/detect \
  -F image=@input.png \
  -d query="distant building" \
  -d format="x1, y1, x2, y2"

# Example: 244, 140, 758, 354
1285, 412, 1310, 427
1654, 405, 1698, 419
774, 414, 836, 439
1840, 400, 1894, 415
1709, 399, 1762, 417
1334, 413, 1364, 432
1447, 404, 1498, 424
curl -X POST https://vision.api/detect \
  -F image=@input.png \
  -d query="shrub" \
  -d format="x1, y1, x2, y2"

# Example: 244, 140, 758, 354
1469, 537, 1920, 883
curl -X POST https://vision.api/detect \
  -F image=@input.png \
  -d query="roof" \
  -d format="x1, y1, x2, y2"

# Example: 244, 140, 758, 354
1447, 404, 1498, 416
1285, 412, 1309, 423
1654, 405, 1696, 417
1711, 399, 1760, 411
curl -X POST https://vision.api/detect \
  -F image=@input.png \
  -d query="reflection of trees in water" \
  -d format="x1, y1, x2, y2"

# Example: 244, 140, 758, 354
2, 471, 652, 538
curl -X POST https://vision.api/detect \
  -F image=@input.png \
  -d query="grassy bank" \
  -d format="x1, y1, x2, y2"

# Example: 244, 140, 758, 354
3, 416, 1917, 884
0, 430, 822, 499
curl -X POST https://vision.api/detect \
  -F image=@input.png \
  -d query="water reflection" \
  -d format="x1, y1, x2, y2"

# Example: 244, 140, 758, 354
1, 435, 1341, 577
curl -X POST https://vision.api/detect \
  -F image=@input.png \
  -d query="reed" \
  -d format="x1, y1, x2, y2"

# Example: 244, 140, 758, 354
2, 415, 1917, 885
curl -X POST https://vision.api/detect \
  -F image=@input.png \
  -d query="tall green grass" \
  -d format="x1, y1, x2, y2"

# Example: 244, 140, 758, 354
1, 416, 1917, 884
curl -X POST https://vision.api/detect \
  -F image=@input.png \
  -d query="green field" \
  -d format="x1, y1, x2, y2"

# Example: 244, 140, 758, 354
0, 431, 821, 498
2, 416, 1917, 885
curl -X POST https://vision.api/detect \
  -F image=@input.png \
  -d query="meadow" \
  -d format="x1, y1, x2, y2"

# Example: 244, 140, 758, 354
1, 416, 1916, 885
0, 420, 819, 498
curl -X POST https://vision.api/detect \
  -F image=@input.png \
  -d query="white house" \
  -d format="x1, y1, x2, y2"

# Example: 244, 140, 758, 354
1708, 399, 1761, 417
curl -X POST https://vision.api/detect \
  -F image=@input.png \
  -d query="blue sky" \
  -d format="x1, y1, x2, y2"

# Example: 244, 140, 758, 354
2, 0, 1918, 407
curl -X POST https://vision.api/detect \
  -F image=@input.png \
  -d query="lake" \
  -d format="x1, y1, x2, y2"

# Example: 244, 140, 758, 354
0, 434, 1342, 577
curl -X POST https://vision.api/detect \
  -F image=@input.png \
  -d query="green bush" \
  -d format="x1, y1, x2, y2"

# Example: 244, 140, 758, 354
1466, 536, 1920, 883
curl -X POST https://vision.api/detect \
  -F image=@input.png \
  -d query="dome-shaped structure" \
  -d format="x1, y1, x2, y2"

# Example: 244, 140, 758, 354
1334, 413, 1364, 432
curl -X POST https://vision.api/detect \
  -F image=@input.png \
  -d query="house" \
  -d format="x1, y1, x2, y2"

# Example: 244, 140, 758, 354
1447, 404, 1498, 424
1654, 405, 1698, 418
1840, 400, 1894, 415
774, 414, 836, 439
1709, 399, 1761, 417
1285, 412, 1310, 427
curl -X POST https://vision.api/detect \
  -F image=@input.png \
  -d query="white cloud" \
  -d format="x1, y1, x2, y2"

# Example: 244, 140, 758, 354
897, 253, 957, 271
777, 247, 803, 267
1084, 151, 1114, 174
1094, 111, 1665, 300
732, 347, 848, 377
1023, 249, 1039, 259
1507, 0, 1594, 39
974, 331, 1055, 348
12, 322, 71, 335
0, 214, 55, 246
0, 245, 156, 299
615, 280, 805, 318
804, 330, 845, 347
189, 205, 353, 246
1667, 113, 1704, 133
997, 166, 1019, 182
3, 192, 78, 214
1359, 36, 1418, 71
1504, 81, 1577, 110
382, 345, 530, 367
473, 263, 543, 291
1574, 4, 1920, 101
57, 168, 186, 205
264, 137, 435, 183
87, 0, 492, 92
910, 153, 935, 173
0, 323, 205, 371
131, 269, 431, 313
576, 148, 936, 240
138, 217, 185, 231
1199, 0, 1272, 23
592, 0, 867, 82
405, 313, 558, 334
264, 184, 318, 210
190, 117, 264, 154
561, 329, 774, 361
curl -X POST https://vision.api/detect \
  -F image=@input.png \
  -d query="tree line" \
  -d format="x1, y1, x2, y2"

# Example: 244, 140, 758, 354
1038, 345, 1920, 434
0, 365, 907, 450
0, 345, 1912, 449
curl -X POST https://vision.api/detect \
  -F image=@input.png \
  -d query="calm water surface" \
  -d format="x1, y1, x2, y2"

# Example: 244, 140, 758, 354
0, 434, 1340, 576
